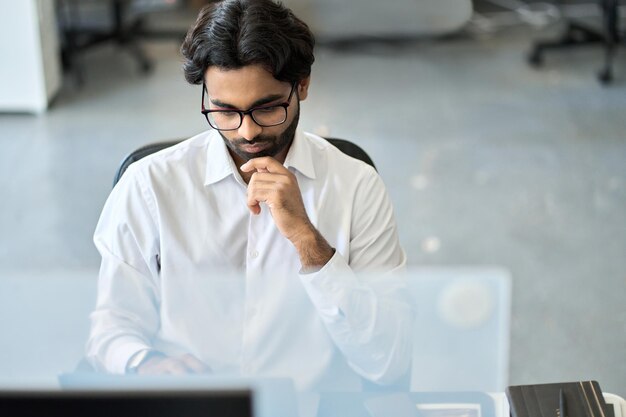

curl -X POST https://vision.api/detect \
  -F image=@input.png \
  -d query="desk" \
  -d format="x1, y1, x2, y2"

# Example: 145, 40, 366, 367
0, 385, 623, 417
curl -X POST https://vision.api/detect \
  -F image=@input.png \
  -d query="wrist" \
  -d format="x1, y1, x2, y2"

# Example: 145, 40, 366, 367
289, 222, 317, 247
291, 226, 335, 272
126, 349, 163, 374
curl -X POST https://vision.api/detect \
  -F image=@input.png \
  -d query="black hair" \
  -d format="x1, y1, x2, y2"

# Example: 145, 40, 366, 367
180, 0, 315, 85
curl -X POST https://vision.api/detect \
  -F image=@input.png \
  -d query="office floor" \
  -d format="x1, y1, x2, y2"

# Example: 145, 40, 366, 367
0, 12, 625, 396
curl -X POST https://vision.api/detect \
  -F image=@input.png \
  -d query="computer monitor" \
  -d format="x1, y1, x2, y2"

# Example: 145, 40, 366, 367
407, 267, 512, 392
0, 389, 252, 417
58, 374, 298, 417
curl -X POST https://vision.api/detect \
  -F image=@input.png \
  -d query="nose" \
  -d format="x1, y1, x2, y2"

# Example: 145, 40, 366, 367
237, 114, 263, 141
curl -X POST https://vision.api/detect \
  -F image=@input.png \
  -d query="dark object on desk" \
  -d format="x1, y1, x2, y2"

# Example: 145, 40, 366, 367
506, 380, 613, 417
561, 389, 569, 417
0, 389, 252, 417
527, 0, 624, 84
57, 0, 188, 86
112, 137, 377, 187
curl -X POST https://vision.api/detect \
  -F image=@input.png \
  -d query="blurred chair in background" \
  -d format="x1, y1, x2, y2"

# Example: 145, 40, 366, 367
56, 0, 191, 85
528, 0, 624, 84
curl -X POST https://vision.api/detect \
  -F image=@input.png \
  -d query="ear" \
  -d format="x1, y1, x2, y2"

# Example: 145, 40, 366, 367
297, 77, 311, 101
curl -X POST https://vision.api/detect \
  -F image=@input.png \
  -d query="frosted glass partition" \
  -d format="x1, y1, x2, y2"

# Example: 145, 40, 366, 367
0, 267, 511, 417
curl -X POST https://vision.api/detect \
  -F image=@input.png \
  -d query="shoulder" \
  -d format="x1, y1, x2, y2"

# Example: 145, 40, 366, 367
122, 131, 212, 185
134, 131, 210, 170
302, 132, 377, 178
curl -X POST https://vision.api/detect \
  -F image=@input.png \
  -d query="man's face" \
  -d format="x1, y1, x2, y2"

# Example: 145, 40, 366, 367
203, 65, 309, 164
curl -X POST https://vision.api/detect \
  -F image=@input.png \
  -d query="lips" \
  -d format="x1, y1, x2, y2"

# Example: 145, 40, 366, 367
240, 142, 270, 153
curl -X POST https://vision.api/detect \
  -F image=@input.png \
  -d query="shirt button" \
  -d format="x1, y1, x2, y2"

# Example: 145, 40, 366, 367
249, 250, 259, 259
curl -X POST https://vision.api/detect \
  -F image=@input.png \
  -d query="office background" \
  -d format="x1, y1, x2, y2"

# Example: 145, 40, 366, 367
0, 0, 624, 396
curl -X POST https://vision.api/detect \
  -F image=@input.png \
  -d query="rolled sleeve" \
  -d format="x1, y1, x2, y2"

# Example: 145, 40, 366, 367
299, 250, 355, 317
300, 252, 414, 385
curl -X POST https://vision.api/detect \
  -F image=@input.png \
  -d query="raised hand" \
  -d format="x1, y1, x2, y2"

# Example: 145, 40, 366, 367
240, 157, 334, 271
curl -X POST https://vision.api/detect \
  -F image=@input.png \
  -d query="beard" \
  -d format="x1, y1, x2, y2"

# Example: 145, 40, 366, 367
219, 106, 300, 162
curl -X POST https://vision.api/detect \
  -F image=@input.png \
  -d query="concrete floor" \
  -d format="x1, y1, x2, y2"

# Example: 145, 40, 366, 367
0, 15, 625, 396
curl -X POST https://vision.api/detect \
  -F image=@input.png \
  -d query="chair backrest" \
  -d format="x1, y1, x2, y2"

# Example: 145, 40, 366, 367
113, 137, 376, 187
327, 138, 376, 171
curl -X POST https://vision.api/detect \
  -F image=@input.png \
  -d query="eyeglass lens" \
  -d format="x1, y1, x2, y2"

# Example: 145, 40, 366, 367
206, 106, 287, 130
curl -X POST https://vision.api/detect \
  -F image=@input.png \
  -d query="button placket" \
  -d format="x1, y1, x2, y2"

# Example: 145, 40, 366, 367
246, 209, 263, 266
241, 209, 266, 377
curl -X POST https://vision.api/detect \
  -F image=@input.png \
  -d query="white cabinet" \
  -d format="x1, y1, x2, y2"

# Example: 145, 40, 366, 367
0, 0, 62, 114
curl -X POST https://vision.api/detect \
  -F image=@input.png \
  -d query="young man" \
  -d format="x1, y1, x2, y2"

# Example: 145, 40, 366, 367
87, 0, 411, 390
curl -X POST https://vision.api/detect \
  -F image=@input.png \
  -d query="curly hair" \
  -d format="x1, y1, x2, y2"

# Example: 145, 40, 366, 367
180, 0, 315, 86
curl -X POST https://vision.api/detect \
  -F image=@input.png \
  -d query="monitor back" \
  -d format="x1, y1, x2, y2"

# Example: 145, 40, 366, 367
0, 389, 253, 417
407, 267, 512, 392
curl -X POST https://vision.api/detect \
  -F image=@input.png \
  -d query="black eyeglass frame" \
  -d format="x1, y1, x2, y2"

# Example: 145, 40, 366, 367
201, 83, 297, 131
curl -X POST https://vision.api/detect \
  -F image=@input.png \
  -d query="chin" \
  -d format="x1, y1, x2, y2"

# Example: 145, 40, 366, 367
235, 149, 273, 161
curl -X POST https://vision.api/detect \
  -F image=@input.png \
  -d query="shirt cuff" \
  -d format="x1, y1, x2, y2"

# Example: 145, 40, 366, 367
104, 338, 152, 374
298, 250, 359, 318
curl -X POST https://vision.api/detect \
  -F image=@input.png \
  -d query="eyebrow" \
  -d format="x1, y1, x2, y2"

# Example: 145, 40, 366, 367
210, 93, 286, 110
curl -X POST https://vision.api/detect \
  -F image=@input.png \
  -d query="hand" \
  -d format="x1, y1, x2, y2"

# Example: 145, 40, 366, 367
136, 353, 211, 375
240, 157, 312, 242
240, 157, 335, 270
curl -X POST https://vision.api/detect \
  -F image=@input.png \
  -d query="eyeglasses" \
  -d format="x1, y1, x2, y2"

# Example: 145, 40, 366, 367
201, 83, 297, 131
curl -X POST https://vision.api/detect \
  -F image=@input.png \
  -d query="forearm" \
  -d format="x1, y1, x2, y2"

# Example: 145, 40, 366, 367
290, 223, 335, 273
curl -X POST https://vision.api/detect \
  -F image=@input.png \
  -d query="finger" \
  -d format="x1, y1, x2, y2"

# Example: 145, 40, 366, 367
249, 204, 261, 215
140, 358, 188, 375
246, 183, 259, 214
246, 185, 261, 215
180, 354, 211, 374
240, 157, 287, 174
247, 188, 274, 214
249, 172, 290, 184
248, 175, 291, 193
165, 359, 192, 375
246, 181, 276, 214
137, 354, 168, 375
247, 187, 275, 204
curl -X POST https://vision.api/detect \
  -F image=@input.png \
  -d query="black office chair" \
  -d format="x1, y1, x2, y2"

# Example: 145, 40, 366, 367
528, 0, 624, 84
57, 0, 189, 85
113, 137, 376, 186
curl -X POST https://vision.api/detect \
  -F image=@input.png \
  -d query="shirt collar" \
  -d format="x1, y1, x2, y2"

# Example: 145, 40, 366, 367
284, 129, 317, 180
203, 129, 317, 187
204, 130, 240, 186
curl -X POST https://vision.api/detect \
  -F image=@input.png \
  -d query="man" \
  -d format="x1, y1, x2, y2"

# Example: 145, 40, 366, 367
87, 0, 411, 390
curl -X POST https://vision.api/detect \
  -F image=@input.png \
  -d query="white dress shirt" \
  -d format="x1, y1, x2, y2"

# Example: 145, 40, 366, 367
87, 129, 412, 390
